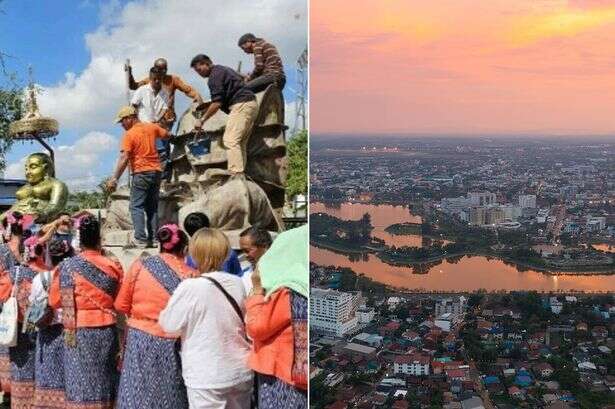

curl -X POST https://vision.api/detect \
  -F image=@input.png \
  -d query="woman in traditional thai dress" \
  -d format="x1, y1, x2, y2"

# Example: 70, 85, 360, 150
48, 216, 123, 409
0, 230, 48, 409
115, 224, 196, 409
245, 225, 308, 409
0, 212, 26, 397
30, 237, 74, 408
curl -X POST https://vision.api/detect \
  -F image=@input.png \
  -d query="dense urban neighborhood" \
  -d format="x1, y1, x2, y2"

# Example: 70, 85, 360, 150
311, 137, 615, 273
310, 265, 615, 409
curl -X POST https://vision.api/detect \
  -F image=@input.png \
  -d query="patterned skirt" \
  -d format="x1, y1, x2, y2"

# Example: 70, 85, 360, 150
9, 326, 36, 409
257, 374, 307, 409
0, 345, 11, 393
33, 324, 65, 409
64, 326, 118, 409
116, 327, 188, 409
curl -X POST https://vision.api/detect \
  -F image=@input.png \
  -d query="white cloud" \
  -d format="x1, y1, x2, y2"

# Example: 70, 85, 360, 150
5, 132, 118, 191
38, 0, 307, 131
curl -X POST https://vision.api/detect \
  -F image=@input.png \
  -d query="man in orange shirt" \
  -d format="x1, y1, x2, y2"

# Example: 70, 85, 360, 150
107, 106, 170, 248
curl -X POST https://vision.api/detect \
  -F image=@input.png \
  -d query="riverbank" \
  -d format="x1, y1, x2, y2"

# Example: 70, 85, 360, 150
385, 222, 422, 235
311, 235, 615, 276
312, 262, 615, 295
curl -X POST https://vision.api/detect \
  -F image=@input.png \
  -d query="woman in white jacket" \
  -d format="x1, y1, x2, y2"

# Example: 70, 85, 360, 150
159, 228, 253, 409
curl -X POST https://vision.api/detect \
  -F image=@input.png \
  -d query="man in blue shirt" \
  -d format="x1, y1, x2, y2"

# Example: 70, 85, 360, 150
183, 212, 242, 275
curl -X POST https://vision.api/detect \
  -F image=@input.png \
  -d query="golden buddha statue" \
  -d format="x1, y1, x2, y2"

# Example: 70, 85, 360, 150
2, 153, 68, 223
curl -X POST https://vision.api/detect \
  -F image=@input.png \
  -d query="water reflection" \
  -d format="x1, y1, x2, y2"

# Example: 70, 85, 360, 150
593, 244, 615, 253
310, 202, 615, 292
311, 246, 615, 292
311, 202, 425, 247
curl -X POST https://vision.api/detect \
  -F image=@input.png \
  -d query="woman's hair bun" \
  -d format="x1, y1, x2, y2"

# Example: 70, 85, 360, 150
157, 226, 173, 243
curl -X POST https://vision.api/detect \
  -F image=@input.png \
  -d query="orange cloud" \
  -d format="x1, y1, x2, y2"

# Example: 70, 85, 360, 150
507, 7, 615, 46
310, 0, 615, 135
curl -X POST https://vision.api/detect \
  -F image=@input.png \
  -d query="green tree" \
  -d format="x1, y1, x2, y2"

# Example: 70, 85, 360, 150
0, 82, 21, 173
286, 129, 307, 198
0, 3, 22, 172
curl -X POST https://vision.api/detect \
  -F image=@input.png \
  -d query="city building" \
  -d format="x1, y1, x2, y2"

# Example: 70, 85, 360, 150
434, 312, 460, 332
435, 296, 468, 318
357, 307, 376, 324
519, 194, 537, 209
485, 206, 505, 225
469, 206, 486, 225
393, 354, 430, 376
310, 288, 359, 337
468, 192, 497, 206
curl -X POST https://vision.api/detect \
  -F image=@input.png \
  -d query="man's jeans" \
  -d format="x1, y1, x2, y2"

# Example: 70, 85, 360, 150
244, 74, 286, 93
130, 171, 161, 243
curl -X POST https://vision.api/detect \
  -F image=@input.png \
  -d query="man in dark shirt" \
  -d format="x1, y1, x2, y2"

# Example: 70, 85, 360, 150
190, 54, 257, 175
238, 33, 286, 93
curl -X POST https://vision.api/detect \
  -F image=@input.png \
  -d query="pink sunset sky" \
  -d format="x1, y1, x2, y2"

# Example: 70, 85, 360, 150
310, 0, 615, 135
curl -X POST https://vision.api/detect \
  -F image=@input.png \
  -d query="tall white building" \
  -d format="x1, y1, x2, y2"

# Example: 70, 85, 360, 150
518, 194, 537, 209
468, 192, 497, 206
310, 288, 359, 337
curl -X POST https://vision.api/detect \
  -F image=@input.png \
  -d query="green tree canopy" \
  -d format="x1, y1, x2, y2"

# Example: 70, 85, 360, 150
286, 129, 307, 199
0, 78, 21, 173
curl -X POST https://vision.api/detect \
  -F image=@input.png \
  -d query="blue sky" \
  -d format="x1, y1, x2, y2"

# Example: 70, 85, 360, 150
0, 0, 306, 190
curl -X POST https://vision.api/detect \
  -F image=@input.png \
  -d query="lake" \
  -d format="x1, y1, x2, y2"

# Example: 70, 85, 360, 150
310, 202, 615, 292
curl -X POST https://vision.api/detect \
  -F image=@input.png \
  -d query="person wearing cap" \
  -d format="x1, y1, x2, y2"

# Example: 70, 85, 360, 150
190, 54, 257, 175
107, 106, 171, 248
237, 33, 286, 93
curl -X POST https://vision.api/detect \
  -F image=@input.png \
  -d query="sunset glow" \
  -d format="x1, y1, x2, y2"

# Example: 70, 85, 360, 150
310, 0, 615, 135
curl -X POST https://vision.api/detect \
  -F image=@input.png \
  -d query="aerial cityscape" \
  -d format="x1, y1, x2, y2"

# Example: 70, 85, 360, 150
311, 136, 615, 293
309, 0, 615, 407
310, 136, 615, 408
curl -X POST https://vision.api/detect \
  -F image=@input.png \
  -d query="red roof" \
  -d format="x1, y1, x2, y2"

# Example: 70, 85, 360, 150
384, 321, 401, 331
394, 354, 430, 365
446, 369, 467, 378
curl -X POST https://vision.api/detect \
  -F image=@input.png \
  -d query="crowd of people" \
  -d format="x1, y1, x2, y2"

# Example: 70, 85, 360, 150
108, 33, 285, 249
0, 210, 307, 409
0, 32, 299, 409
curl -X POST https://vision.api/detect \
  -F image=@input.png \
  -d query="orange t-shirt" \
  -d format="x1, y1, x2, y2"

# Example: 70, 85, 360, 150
121, 122, 170, 174
114, 253, 198, 338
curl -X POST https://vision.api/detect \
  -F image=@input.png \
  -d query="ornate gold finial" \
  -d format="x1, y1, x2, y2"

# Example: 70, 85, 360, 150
23, 65, 41, 120
8, 65, 59, 140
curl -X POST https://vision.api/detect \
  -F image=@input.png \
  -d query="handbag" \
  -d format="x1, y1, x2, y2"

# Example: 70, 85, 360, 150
0, 267, 20, 346
202, 275, 259, 408
24, 271, 53, 332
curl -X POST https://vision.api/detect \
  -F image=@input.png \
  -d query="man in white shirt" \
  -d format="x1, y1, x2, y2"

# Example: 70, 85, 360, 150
131, 66, 173, 181
131, 66, 170, 123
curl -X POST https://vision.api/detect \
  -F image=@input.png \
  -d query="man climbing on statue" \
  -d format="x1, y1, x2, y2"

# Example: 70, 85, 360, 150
126, 58, 203, 182
190, 54, 258, 176
107, 106, 171, 248
238, 33, 286, 93
126, 57, 203, 127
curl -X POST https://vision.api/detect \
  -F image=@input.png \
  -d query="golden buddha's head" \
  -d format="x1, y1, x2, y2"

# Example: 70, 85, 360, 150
25, 152, 54, 185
